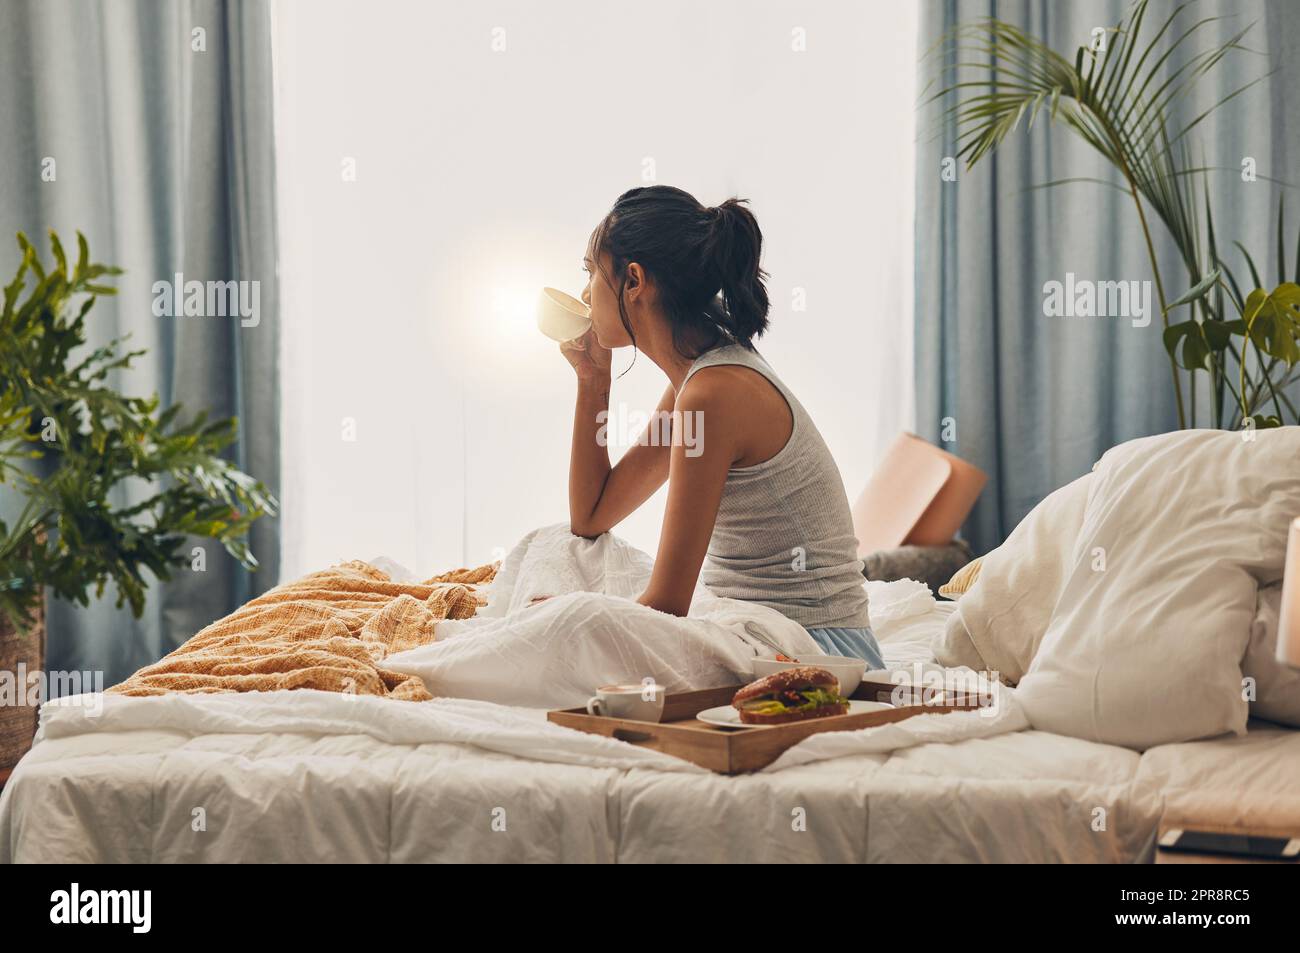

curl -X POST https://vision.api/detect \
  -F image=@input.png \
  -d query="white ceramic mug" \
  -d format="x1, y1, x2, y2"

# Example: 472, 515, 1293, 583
537, 287, 592, 343
585, 682, 666, 722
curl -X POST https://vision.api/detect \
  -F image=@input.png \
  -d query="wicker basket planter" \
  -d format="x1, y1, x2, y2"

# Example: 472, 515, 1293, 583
0, 593, 45, 784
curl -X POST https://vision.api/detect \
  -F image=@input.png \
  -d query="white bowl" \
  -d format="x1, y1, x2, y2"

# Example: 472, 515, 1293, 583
750, 654, 867, 697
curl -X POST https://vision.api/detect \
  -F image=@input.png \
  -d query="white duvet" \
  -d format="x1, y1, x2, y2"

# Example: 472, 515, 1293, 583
20, 523, 1020, 782
940, 427, 1300, 750
378, 523, 821, 708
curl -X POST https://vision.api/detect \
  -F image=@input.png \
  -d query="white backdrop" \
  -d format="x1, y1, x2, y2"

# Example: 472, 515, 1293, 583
272, 0, 918, 580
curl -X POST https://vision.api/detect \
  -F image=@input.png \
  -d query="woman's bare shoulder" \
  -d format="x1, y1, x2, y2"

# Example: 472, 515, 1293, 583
679, 364, 792, 466
678, 363, 768, 409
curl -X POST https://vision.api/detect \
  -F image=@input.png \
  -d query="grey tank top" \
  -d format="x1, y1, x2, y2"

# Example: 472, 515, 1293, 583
682, 343, 871, 629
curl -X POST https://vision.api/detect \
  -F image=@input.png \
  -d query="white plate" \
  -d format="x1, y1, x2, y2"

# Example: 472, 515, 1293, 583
696, 699, 893, 728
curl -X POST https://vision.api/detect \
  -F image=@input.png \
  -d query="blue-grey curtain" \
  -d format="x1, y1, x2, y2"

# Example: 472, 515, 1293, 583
0, 0, 280, 687
915, 0, 1300, 553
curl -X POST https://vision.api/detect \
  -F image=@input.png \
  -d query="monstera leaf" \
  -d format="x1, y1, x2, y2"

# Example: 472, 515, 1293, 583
1163, 317, 1233, 372
1240, 283, 1300, 365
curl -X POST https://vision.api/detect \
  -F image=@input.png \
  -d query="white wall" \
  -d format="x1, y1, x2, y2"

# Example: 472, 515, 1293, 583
272, 0, 917, 580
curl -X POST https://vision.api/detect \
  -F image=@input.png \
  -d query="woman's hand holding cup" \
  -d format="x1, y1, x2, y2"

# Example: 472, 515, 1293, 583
561, 328, 612, 382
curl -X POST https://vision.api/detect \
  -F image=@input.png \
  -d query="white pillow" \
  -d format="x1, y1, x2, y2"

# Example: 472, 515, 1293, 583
1245, 582, 1300, 727
1016, 427, 1300, 750
931, 473, 1092, 684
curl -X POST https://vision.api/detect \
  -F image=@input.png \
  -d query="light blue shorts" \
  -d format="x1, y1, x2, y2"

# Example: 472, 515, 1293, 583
804, 626, 884, 669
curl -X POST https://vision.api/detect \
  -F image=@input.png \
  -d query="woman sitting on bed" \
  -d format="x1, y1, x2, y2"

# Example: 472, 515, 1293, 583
548, 184, 882, 669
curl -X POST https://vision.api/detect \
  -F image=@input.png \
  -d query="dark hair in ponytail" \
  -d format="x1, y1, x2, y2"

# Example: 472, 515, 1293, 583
590, 185, 770, 360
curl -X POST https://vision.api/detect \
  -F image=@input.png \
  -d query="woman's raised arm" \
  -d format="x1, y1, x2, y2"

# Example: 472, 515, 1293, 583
565, 334, 676, 538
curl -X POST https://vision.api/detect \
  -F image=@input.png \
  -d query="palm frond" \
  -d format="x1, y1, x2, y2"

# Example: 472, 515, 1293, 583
925, 0, 1276, 429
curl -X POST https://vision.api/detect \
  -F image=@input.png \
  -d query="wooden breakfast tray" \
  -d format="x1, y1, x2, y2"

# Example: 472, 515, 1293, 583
547, 677, 985, 774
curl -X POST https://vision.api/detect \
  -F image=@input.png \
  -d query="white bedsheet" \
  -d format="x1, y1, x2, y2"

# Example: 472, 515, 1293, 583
0, 680, 1191, 863
0, 572, 1159, 864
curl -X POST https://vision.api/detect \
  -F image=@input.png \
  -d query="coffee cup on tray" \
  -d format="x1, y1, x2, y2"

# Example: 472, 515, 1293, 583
586, 682, 666, 722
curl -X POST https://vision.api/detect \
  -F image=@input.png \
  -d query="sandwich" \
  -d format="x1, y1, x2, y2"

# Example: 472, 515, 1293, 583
731, 667, 849, 725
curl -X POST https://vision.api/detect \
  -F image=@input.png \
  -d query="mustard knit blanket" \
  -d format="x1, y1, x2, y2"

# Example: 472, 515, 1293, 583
107, 560, 497, 701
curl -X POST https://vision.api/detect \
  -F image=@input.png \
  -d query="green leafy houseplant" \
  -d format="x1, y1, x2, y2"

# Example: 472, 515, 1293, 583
0, 230, 278, 635
927, 0, 1299, 429
1163, 201, 1300, 429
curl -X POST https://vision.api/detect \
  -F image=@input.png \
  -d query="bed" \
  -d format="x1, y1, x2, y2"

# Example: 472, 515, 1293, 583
6, 428, 1300, 864
3, 595, 1296, 864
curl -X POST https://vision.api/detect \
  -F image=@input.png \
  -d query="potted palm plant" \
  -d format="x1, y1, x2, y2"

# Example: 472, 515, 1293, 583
927, 0, 1300, 428
0, 231, 277, 779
